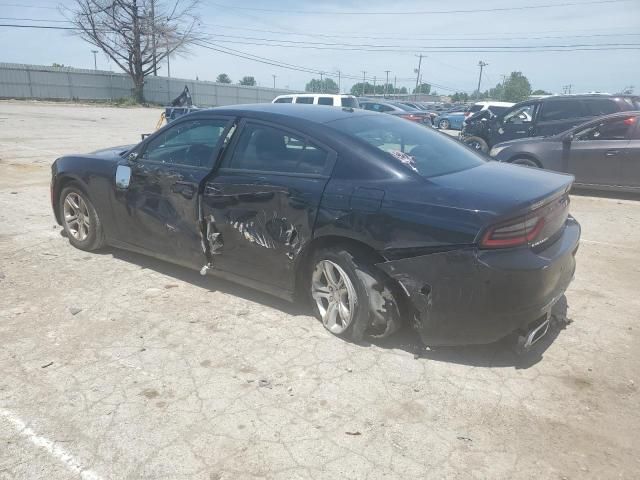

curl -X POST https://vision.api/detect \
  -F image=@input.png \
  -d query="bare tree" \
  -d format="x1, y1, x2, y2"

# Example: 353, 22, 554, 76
65, 0, 202, 102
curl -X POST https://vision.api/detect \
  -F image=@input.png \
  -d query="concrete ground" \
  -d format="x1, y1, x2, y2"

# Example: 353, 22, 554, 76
0, 101, 638, 480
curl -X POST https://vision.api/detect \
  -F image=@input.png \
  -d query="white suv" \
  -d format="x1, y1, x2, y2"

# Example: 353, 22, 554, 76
272, 94, 359, 108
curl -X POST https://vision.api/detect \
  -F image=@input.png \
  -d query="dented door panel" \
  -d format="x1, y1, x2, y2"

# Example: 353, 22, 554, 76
201, 171, 328, 290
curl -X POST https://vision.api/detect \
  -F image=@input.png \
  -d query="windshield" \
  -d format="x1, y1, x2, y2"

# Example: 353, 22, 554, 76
327, 114, 485, 178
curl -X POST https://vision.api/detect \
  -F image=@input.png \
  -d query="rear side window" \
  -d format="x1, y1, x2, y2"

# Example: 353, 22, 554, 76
584, 98, 620, 116
576, 116, 637, 141
295, 97, 314, 104
341, 97, 359, 108
318, 97, 334, 106
539, 100, 586, 121
274, 97, 292, 103
223, 123, 329, 174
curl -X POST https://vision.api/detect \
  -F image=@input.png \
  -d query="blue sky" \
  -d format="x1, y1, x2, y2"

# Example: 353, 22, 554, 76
0, 0, 639, 95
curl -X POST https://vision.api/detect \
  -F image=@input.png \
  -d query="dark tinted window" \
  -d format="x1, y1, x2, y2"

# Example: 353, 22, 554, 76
143, 119, 227, 168
488, 106, 510, 115
341, 97, 359, 108
576, 116, 637, 141
295, 97, 314, 104
274, 97, 293, 103
584, 98, 620, 116
539, 100, 586, 121
468, 105, 483, 113
318, 97, 334, 106
327, 114, 485, 178
223, 124, 329, 174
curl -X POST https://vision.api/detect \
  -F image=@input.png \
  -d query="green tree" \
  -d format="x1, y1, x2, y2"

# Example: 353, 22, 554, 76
239, 76, 256, 86
451, 92, 469, 102
305, 78, 339, 93
413, 83, 431, 94
502, 72, 532, 102
216, 73, 231, 84
532, 89, 551, 95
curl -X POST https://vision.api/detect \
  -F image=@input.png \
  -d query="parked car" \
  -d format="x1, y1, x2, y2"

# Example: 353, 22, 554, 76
273, 93, 359, 108
434, 111, 467, 130
490, 111, 640, 192
462, 94, 638, 152
51, 104, 579, 348
359, 100, 432, 124
397, 102, 438, 124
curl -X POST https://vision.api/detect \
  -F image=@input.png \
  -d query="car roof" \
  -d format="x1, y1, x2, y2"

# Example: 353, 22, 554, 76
273, 93, 356, 98
191, 103, 372, 124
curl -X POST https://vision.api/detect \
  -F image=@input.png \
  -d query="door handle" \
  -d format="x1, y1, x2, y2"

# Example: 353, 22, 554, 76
606, 150, 619, 157
172, 182, 196, 199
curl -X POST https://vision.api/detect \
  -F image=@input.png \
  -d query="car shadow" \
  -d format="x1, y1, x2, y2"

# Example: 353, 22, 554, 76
97, 245, 569, 370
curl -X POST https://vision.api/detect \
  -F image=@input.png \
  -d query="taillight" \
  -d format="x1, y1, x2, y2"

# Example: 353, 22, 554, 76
481, 215, 545, 248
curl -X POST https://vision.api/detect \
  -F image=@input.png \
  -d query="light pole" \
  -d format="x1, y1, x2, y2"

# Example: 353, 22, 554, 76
91, 50, 98, 70
384, 70, 390, 97
272, 74, 276, 89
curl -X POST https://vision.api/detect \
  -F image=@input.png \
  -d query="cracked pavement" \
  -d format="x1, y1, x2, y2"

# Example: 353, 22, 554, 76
0, 101, 639, 479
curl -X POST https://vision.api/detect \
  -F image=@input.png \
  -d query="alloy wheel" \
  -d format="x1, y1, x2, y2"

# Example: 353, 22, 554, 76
63, 192, 90, 241
311, 260, 357, 334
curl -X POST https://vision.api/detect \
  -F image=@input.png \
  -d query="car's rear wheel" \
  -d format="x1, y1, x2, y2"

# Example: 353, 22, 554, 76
512, 157, 541, 168
59, 184, 105, 251
463, 136, 489, 153
309, 246, 401, 341
438, 119, 450, 130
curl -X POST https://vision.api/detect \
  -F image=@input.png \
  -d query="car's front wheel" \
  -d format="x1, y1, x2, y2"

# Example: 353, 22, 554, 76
462, 136, 489, 153
59, 184, 105, 251
438, 119, 450, 129
309, 246, 401, 341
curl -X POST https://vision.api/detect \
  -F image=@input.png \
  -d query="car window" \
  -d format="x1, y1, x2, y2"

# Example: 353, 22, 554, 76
575, 116, 637, 141
295, 97, 314, 104
223, 123, 329, 175
326, 114, 485, 178
468, 105, 483, 113
488, 106, 510, 116
503, 104, 537, 124
583, 98, 620, 116
142, 119, 227, 168
318, 97, 334, 106
539, 100, 586, 121
341, 97, 359, 108
274, 97, 293, 103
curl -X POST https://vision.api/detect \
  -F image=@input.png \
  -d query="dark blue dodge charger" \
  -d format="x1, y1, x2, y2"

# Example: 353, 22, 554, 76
51, 104, 580, 348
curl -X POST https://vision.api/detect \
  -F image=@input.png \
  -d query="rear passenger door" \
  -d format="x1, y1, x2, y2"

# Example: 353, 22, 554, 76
535, 100, 590, 137
201, 120, 336, 291
619, 115, 640, 188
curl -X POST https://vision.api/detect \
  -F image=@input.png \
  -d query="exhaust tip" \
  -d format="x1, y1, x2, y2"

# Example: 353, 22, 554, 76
517, 317, 551, 352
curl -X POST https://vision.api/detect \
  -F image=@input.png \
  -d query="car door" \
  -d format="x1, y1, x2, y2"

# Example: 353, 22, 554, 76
112, 116, 234, 268
618, 115, 640, 188
493, 103, 538, 144
201, 120, 336, 291
535, 99, 590, 137
567, 116, 635, 187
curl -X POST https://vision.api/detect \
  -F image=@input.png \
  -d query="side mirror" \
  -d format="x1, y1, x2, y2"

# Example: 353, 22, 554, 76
128, 151, 139, 162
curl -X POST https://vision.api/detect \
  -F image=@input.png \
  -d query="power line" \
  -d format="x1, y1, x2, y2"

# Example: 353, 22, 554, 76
207, 0, 631, 15
0, 3, 59, 9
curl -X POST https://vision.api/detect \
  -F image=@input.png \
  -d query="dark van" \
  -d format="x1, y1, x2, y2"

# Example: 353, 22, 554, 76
461, 95, 640, 152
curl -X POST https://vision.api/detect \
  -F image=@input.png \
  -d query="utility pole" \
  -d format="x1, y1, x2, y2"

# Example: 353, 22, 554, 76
336, 70, 341, 93
150, 0, 157, 76
373, 76, 377, 96
384, 70, 390, 97
500, 74, 507, 100
166, 39, 171, 78
272, 74, 276, 89
476, 60, 488, 96
320, 72, 324, 93
361, 71, 366, 96
394, 76, 397, 94
91, 50, 98, 70
414, 54, 423, 100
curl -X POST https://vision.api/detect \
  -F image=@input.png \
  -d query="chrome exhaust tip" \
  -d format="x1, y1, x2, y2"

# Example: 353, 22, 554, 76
517, 317, 551, 352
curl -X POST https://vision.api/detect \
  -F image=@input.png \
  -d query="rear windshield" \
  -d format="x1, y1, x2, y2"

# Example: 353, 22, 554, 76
341, 97, 359, 108
327, 114, 485, 178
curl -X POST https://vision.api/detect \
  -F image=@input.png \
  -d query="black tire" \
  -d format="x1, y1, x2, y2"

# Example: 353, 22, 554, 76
59, 183, 105, 251
463, 136, 489, 153
438, 119, 450, 130
309, 245, 401, 342
511, 157, 541, 168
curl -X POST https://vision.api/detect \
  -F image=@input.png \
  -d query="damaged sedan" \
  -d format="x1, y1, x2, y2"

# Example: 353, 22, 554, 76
51, 104, 580, 348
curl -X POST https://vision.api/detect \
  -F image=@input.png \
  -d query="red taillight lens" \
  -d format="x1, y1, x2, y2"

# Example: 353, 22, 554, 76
481, 215, 545, 248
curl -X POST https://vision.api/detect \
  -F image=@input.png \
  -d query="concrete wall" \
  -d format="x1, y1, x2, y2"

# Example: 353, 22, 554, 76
0, 63, 298, 106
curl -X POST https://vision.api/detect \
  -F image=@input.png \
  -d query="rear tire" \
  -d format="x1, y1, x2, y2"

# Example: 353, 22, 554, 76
438, 119, 450, 130
309, 246, 401, 341
59, 183, 105, 252
511, 157, 541, 168
463, 136, 489, 153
